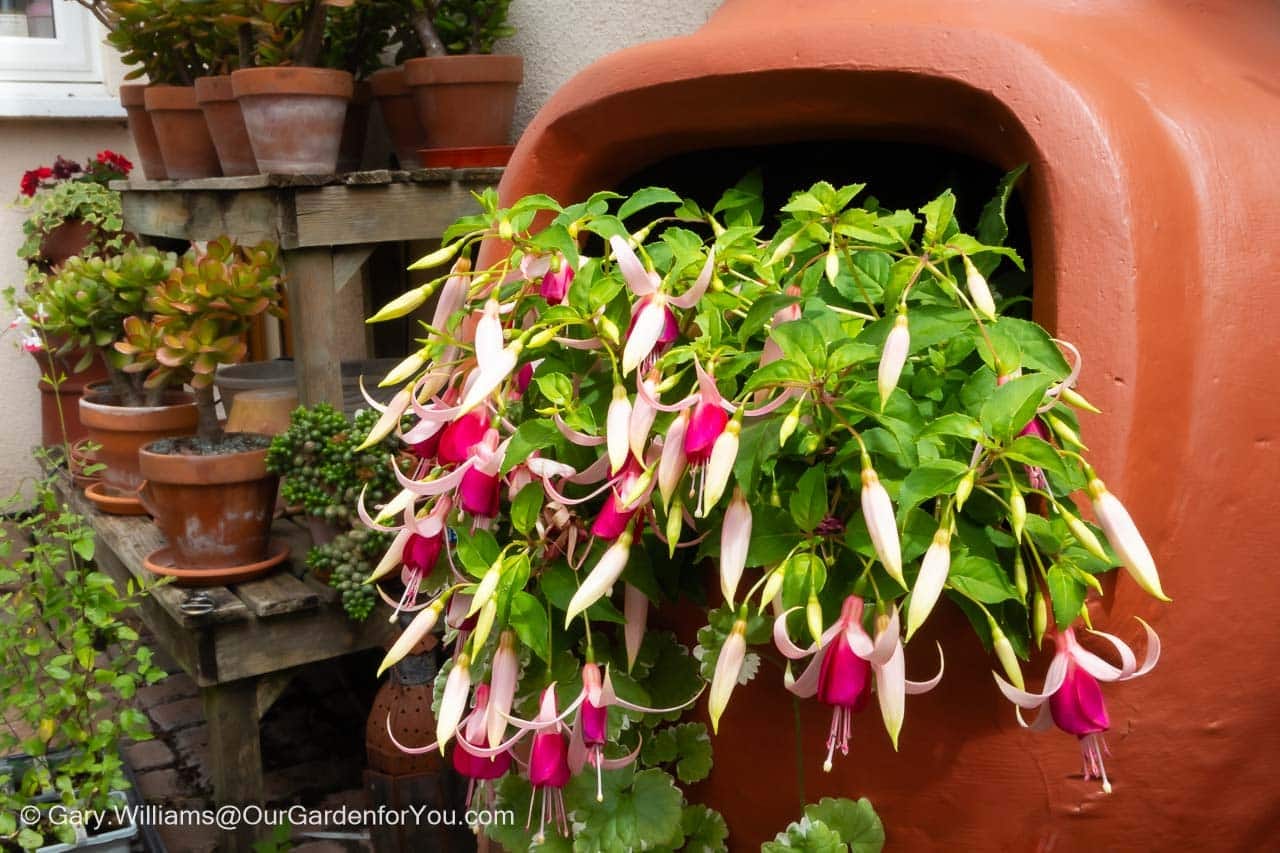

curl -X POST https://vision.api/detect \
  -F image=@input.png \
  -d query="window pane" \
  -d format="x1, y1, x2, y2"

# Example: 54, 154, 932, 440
0, 0, 56, 39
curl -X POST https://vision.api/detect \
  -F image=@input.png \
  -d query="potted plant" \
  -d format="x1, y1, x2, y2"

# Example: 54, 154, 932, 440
195, 2, 260, 176
229, 0, 356, 174
0, 453, 165, 851
353, 175, 1168, 846
15, 151, 132, 271
266, 403, 406, 617
399, 0, 521, 159
121, 238, 289, 583
74, 0, 222, 179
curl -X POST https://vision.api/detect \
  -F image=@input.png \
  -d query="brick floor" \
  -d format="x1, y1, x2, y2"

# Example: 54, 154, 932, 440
149, 696, 206, 733
135, 767, 183, 802
136, 671, 198, 706
155, 823, 219, 853
122, 738, 174, 772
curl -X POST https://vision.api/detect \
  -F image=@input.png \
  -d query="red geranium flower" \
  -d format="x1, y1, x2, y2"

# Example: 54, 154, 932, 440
19, 166, 53, 197
95, 150, 132, 176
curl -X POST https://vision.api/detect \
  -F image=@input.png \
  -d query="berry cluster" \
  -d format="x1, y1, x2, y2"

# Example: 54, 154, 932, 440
305, 528, 390, 621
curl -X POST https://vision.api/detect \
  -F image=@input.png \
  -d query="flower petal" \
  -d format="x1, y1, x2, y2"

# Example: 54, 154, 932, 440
993, 651, 1068, 709
609, 235, 657, 296
874, 642, 906, 749
904, 642, 945, 694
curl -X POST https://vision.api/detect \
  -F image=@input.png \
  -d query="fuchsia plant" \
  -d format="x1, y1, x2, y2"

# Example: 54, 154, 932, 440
354, 171, 1166, 848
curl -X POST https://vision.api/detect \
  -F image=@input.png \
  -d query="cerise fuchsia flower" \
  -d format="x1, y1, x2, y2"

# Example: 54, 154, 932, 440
994, 619, 1159, 792
775, 596, 943, 768
610, 235, 714, 376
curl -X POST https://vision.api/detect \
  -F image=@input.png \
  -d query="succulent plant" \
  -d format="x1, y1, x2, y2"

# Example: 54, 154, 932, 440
305, 527, 390, 620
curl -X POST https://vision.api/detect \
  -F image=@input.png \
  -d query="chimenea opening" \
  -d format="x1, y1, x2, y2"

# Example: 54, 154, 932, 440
615, 139, 1034, 312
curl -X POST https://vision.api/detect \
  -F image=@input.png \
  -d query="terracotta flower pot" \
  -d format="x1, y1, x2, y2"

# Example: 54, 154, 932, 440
28, 343, 110, 448
194, 75, 258, 176
78, 391, 198, 497
232, 67, 354, 174
337, 81, 372, 173
138, 437, 279, 571
119, 83, 167, 181
144, 85, 222, 180
403, 54, 523, 149
37, 219, 96, 269
224, 387, 298, 436
369, 67, 427, 168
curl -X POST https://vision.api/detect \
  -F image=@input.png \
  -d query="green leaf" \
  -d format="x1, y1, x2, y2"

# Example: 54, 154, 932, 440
976, 165, 1027, 275
570, 768, 685, 851
746, 505, 803, 566
535, 373, 573, 406
740, 293, 803, 342
919, 413, 984, 442
453, 528, 500, 578
921, 190, 957, 243
771, 320, 826, 372
509, 591, 550, 662
763, 817, 847, 853
790, 465, 828, 532
804, 798, 885, 853
948, 553, 1020, 604
988, 317, 1070, 377
1002, 435, 1071, 481
642, 722, 713, 783
743, 359, 810, 394
540, 563, 626, 624
980, 373, 1054, 442
501, 419, 560, 475
680, 805, 729, 853
510, 483, 544, 536
897, 459, 969, 515
618, 187, 684, 221
1048, 564, 1086, 629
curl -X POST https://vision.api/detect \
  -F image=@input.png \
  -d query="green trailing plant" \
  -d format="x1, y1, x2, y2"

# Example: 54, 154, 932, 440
0, 452, 165, 850
16, 182, 127, 267
267, 404, 410, 619
114, 237, 286, 438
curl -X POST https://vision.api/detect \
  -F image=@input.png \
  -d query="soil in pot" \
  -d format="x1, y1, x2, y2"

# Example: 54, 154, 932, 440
138, 434, 282, 574
232, 67, 354, 174
404, 54, 522, 149
194, 75, 258, 176
78, 391, 198, 501
144, 85, 222, 180
119, 84, 167, 180
370, 66, 427, 168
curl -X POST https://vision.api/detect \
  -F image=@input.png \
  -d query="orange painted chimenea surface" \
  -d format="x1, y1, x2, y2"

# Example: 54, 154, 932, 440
496, 0, 1280, 848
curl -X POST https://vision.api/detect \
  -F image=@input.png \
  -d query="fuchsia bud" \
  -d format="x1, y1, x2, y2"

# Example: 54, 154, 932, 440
963, 256, 997, 321
606, 384, 632, 473
658, 409, 690, 509
708, 619, 747, 733
487, 631, 519, 749
629, 373, 659, 461
566, 528, 633, 626
702, 415, 742, 512
539, 255, 574, 304
377, 597, 445, 676
358, 386, 414, 450
624, 583, 647, 672
860, 459, 904, 585
719, 488, 752, 606
906, 526, 952, 640
878, 313, 910, 410
1088, 476, 1170, 602
436, 653, 472, 750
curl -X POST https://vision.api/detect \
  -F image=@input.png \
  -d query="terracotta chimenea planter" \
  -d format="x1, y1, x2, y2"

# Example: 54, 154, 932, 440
403, 54, 522, 150
194, 75, 258, 176
231, 67, 353, 174
496, 0, 1280, 848
144, 85, 222, 180
369, 66, 427, 168
119, 83, 166, 180
78, 391, 198, 514
138, 436, 285, 585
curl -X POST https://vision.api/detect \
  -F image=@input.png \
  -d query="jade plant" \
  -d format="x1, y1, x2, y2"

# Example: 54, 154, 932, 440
114, 237, 285, 437
72, 0, 215, 84
0, 452, 164, 849
244, 0, 354, 68
391, 0, 515, 61
267, 403, 409, 619
350, 172, 1168, 846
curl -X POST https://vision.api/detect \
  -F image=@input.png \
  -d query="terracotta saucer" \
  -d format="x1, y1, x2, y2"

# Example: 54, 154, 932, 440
143, 538, 290, 587
84, 481, 147, 516
417, 145, 514, 168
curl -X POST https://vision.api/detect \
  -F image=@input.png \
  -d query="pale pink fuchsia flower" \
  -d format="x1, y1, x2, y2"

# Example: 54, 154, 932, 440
878, 313, 910, 410
487, 630, 520, 749
657, 409, 690, 510
701, 414, 741, 513
963, 256, 997, 320
357, 385, 415, 450
629, 372, 659, 461
565, 528, 633, 626
623, 583, 648, 671
606, 384, 633, 473
1088, 476, 1170, 602
719, 488, 752, 606
20, 333, 42, 353
436, 652, 473, 750
995, 621, 1159, 793
377, 596, 445, 676
611, 235, 715, 374
589, 458, 647, 540
905, 525, 952, 640
623, 293, 674, 376
708, 619, 747, 733
459, 299, 523, 414
861, 460, 904, 586
776, 597, 943, 764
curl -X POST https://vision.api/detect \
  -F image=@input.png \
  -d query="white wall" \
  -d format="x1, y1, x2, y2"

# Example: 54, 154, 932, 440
0, 1, 722, 494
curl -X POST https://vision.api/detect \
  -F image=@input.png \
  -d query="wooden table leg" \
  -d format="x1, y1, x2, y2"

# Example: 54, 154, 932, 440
282, 246, 372, 408
203, 679, 264, 853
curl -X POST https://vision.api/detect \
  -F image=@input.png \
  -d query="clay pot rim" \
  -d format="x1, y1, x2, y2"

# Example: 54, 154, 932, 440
231, 67, 355, 100
194, 75, 235, 104
403, 54, 524, 86
368, 66, 408, 97
138, 434, 272, 486
118, 82, 148, 108
143, 85, 201, 111
79, 391, 198, 431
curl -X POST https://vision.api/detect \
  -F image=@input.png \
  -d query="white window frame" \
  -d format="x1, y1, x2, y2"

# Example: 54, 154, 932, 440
0, 1, 126, 118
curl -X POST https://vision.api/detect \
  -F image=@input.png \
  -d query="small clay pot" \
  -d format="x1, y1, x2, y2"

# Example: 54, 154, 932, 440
369, 67, 427, 168
403, 55, 523, 149
37, 219, 96, 269
28, 343, 110, 448
138, 437, 279, 571
224, 387, 298, 436
194, 75, 258, 176
120, 83, 167, 180
78, 391, 198, 497
232, 67, 354, 174
144, 85, 222, 180
337, 81, 372, 173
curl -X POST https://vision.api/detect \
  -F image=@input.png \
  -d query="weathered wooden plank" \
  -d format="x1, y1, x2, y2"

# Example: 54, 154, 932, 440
112, 167, 502, 193
203, 680, 266, 851
211, 604, 395, 683
232, 571, 320, 618
120, 189, 291, 245
283, 247, 368, 407
292, 182, 487, 247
